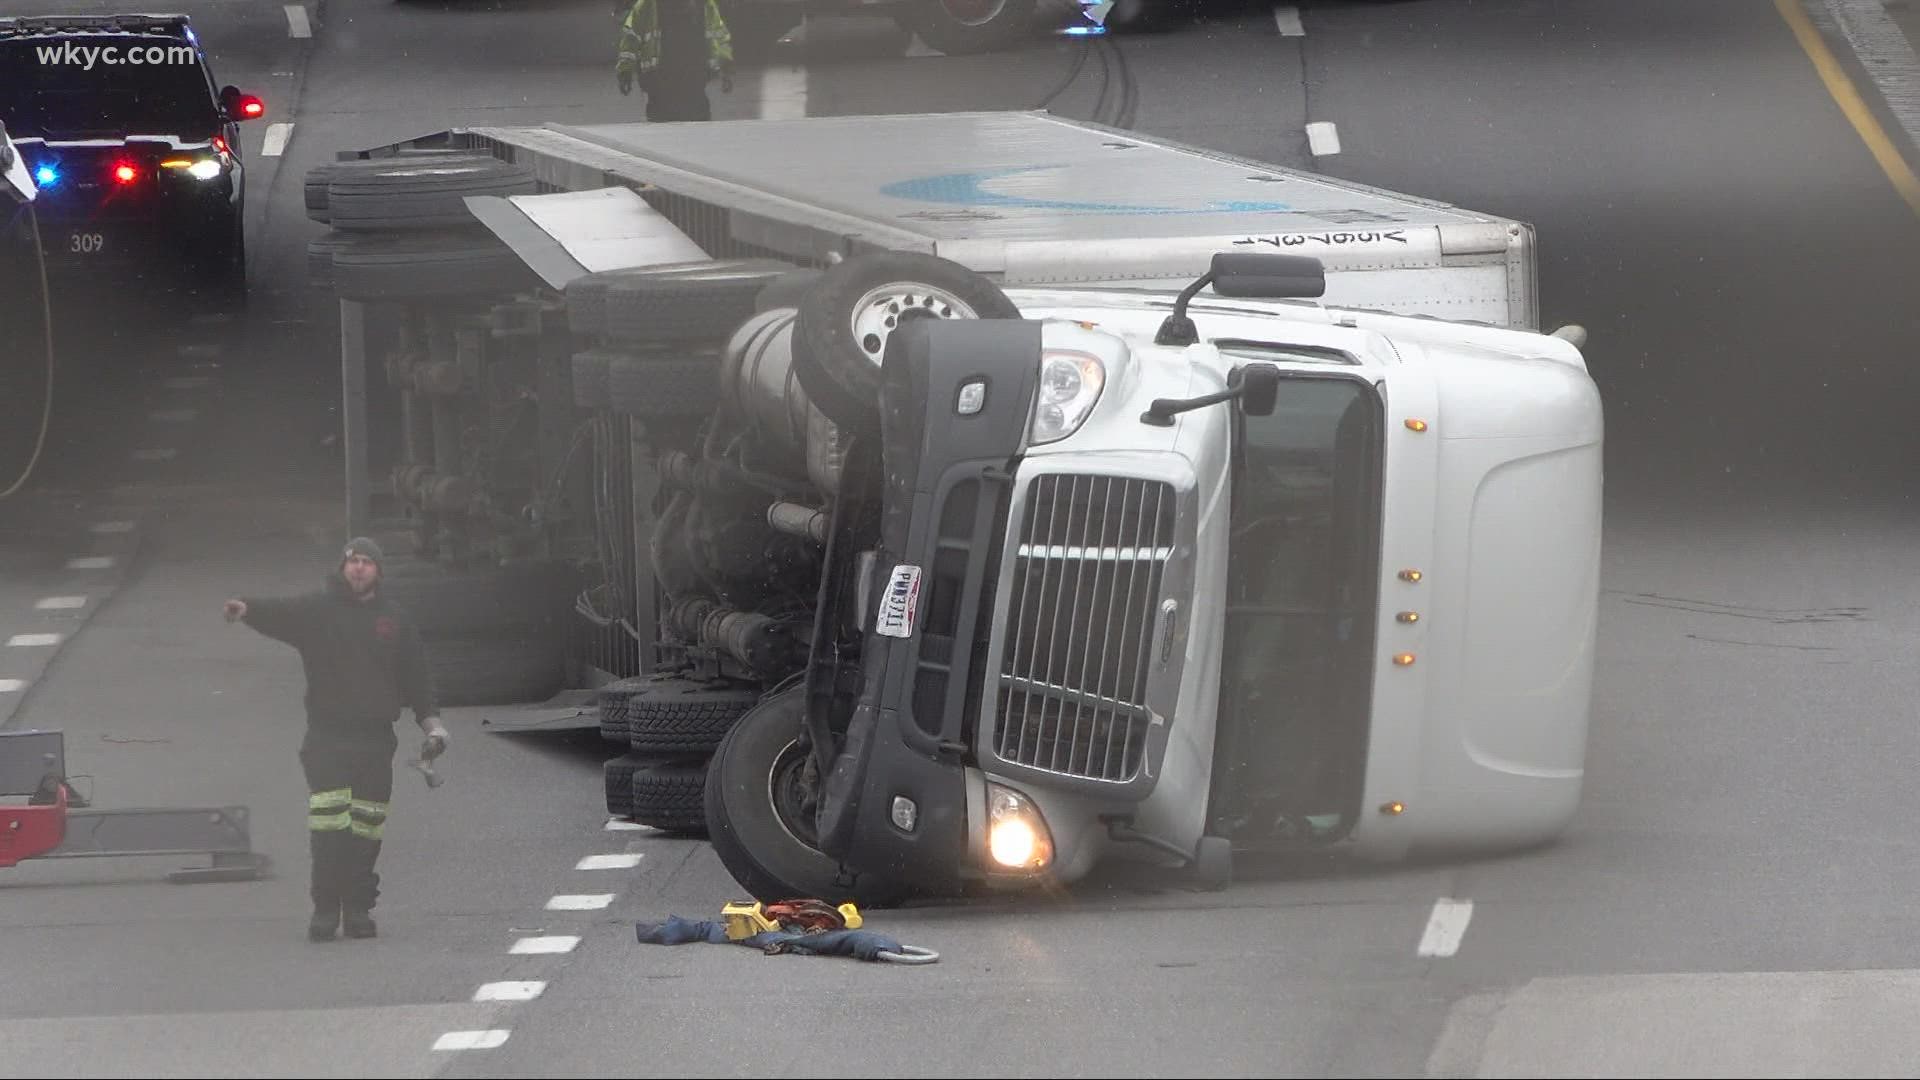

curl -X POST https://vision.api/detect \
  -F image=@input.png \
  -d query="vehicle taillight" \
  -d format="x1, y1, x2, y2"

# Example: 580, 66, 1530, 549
212, 135, 230, 155
238, 95, 264, 118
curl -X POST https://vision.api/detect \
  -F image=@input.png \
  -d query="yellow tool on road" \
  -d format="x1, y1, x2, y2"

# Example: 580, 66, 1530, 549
719, 899, 862, 940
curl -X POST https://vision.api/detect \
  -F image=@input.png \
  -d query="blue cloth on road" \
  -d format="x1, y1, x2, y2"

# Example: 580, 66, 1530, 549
636, 917, 906, 960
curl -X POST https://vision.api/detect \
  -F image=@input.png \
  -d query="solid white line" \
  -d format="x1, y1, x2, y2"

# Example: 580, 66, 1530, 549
151, 408, 198, 423
1417, 898, 1474, 958
510, 935, 581, 955
605, 817, 651, 831
35, 596, 86, 610
132, 448, 177, 462
8, 634, 62, 647
0, 679, 26, 692
285, 4, 312, 37
758, 64, 807, 121
547, 894, 616, 911
1273, 5, 1303, 35
67, 556, 114, 570
433, 1030, 510, 1051
1305, 121, 1342, 156
262, 122, 293, 158
474, 981, 546, 1002
90, 521, 134, 534
575, 853, 642, 870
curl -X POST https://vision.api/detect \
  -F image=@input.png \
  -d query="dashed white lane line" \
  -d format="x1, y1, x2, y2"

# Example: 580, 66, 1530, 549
35, 596, 86, 610
433, 1030, 510, 1051
262, 122, 294, 158
132, 448, 178, 462
151, 408, 198, 423
575, 853, 642, 870
67, 556, 114, 570
1273, 5, 1303, 35
8, 634, 62, 647
90, 521, 134, 534
0, 679, 26, 693
546, 894, 616, 911
509, 935, 581, 955
1306, 121, 1342, 157
1417, 898, 1474, 958
474, 982, 546, 1002
284, 4, 312, 37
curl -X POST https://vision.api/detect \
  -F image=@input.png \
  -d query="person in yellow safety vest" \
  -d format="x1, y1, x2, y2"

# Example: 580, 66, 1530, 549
615, 0, 735, 123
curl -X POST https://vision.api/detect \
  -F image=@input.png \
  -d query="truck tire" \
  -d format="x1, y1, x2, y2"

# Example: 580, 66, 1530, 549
329, 229, 543, 302
605, 754, 643, 818
625, 679, 760, 754
605, 353, 722, 419
304, 149, 479, 223
598, 678, 639, 744
895, 0, 1038, 55
703, 687, 912, 907
307, 232, 353, 289
792, 250, 1020, 437
325, 156, 536, 231
630, 758, 709, 834
601, 259, 796, 346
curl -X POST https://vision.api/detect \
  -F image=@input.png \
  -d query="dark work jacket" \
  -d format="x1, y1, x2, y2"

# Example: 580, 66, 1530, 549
241, 576, 437, 747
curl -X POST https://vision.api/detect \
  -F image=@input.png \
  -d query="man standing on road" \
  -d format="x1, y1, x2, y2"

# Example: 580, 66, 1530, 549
615, 0, 735, 122
223, 537, 448, 943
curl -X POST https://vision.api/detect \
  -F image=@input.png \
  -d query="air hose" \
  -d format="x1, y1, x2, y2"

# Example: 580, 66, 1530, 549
0, 208, 54, 501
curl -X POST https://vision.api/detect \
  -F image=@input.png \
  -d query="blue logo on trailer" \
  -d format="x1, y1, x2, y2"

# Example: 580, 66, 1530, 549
881, 166, 1295, 216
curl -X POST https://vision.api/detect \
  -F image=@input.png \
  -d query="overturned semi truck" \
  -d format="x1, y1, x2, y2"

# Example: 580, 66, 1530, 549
303, 112, 1600, 901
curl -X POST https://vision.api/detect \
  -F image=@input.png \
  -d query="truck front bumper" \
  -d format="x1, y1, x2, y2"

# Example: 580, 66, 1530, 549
813, 317, 1044, 893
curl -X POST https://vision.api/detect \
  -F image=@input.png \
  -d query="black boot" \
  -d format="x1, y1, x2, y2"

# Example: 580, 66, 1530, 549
309, 899, 340, 942
341, 835, 382, 939
341, 909, 377, 938
309, 829, 347, 942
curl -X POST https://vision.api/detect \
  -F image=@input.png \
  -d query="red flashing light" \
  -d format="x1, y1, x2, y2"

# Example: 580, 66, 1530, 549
113, 162, 139, 184
238, 95, 265, 118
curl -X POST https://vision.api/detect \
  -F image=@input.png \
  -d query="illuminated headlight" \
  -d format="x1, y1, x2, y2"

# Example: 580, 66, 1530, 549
1029, 349, 1106, 445
161, 157, 225, 180
986, 783, 1053, 871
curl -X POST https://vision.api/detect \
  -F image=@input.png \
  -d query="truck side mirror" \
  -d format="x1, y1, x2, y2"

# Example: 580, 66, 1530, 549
221, 86, 265, 121
1209, 252, 1326, 299
1235, 363, 1280, 416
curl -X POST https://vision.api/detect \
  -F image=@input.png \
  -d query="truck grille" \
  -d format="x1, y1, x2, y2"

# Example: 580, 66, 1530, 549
993, 474, 1175, 783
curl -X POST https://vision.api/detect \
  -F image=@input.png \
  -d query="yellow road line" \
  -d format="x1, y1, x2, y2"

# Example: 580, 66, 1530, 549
1776, 0, 1920, 218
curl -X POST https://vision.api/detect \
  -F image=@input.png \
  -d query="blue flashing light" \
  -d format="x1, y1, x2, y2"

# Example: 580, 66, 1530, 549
34, 165, 59, 187
1061, 24, 1106, 34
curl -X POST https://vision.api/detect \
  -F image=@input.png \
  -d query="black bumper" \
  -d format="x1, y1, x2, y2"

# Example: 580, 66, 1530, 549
815, 317, 1043, 890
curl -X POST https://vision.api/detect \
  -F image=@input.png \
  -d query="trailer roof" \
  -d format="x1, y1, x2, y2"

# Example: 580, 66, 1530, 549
480, 112, 1508, 246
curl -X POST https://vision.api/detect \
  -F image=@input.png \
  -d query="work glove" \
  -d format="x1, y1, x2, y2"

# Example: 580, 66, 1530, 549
617, 68, 634, 95
420, 718, 449, 761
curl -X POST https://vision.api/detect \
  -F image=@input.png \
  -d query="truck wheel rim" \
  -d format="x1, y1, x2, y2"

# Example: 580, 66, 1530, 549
765, 738, 825, 851
940, 0, 1006, 25
850, 282, 978, 364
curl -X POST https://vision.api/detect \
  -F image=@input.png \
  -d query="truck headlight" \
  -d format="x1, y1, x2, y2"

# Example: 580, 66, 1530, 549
1030, 350, 1106, 445
987, 783, 1053, 871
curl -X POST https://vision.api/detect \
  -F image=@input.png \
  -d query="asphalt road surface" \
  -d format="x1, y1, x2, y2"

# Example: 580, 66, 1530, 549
3, 1, 1920, 1076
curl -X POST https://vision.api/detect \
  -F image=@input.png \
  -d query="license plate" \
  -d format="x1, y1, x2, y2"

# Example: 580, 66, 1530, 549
65, 231, 106, 255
